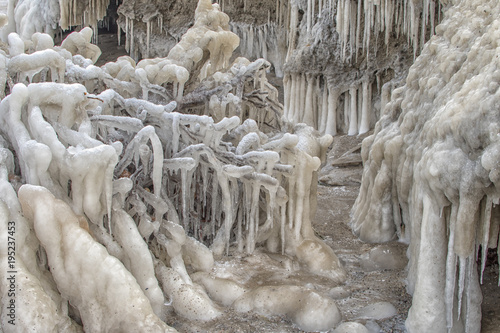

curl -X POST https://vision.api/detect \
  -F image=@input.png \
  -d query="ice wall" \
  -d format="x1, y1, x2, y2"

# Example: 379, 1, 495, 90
0, 1, 346, 331
351, 0, 500, 332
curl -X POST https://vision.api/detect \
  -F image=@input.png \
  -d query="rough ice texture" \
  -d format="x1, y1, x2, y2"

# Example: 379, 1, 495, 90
18, 185, 174, 333
352, 0, 500, 332
0, 1, 346, 331
233, 285, 342, 332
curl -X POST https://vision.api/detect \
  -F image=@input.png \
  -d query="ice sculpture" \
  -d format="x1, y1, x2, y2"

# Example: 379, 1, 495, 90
352, 0, 500, 332
0, 1, 346, 332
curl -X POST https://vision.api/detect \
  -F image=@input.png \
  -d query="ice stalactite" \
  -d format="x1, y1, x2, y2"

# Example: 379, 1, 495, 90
58, 0, 109, 35
335, 0, 444, 61
284, 72, 380, 136
351, 1, 500, 331
230, 22, 287, 77
282, 0, 443, 137
0, 1, 347, 332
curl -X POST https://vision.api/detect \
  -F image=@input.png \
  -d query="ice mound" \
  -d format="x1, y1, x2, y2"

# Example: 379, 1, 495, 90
233, 285, 342, 332
353, 301, 397, 320
351, 0, 500, 331
359, 244, 407, 272
333, 322, 369, 333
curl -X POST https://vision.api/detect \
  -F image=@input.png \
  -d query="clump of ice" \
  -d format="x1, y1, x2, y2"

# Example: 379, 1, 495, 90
359, 244, 407, 272
233, 285, 342, 332
18, 184, 174, 332
353, 301, 397, 321
333, 322, 370, 333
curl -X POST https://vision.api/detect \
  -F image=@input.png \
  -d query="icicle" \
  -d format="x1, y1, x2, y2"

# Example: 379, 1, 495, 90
342, 0, 350, 60
307, 0, 312, 33
359, 78, 371, 134
247, 181, 261, 253
288, 74, 297, 122
457, 256, 467, 320
480, 196, 493, 284
286, 5, 298, 61
125, 17, 129, 53
146, 20, 151, 59
299, 74, 307, 122
319, 81, 329, 134
311, 0, 315, 28
283, 74, 291, 120
303, 74, 315, 127
348, 86, 358, 135
324, 85, 339, 136
237, 199, 243, 252
211, 174, 219, 237
130, 20, 135, 61
445, 205, 457, 330
293, 74, 303, 124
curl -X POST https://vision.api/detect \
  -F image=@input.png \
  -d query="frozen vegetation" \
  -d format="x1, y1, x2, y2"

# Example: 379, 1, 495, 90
0, 0, 499, 332
0, 1, 349, 332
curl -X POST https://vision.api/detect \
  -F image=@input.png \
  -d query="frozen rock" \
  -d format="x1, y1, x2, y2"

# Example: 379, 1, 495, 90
333, 322, 370, 333
354, 301, 397, 320
296, 238, 347, 282
360, 244, 408, 272
192, 272, 248, 306
233, 285, 342, 332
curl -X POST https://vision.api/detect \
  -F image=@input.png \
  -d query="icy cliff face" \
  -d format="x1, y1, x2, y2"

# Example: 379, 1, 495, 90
0, 1, 346, 332
352, 0, 500, 331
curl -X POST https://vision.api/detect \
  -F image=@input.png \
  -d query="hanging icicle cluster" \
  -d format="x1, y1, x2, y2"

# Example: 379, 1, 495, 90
282, 68, 404, 137
58, 0, 110, 42
230, 22, 287, 77
335, 0, 443, 61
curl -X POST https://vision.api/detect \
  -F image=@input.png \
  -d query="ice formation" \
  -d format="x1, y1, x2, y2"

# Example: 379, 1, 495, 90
352, 0, 500, 332
0, 1, 347, 332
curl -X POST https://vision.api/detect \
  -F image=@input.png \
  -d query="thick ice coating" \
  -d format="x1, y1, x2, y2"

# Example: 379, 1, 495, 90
351, 0, 500, 332
0, 0, 348, 331
233, 285, 342, 332
18, 184, 176, 333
